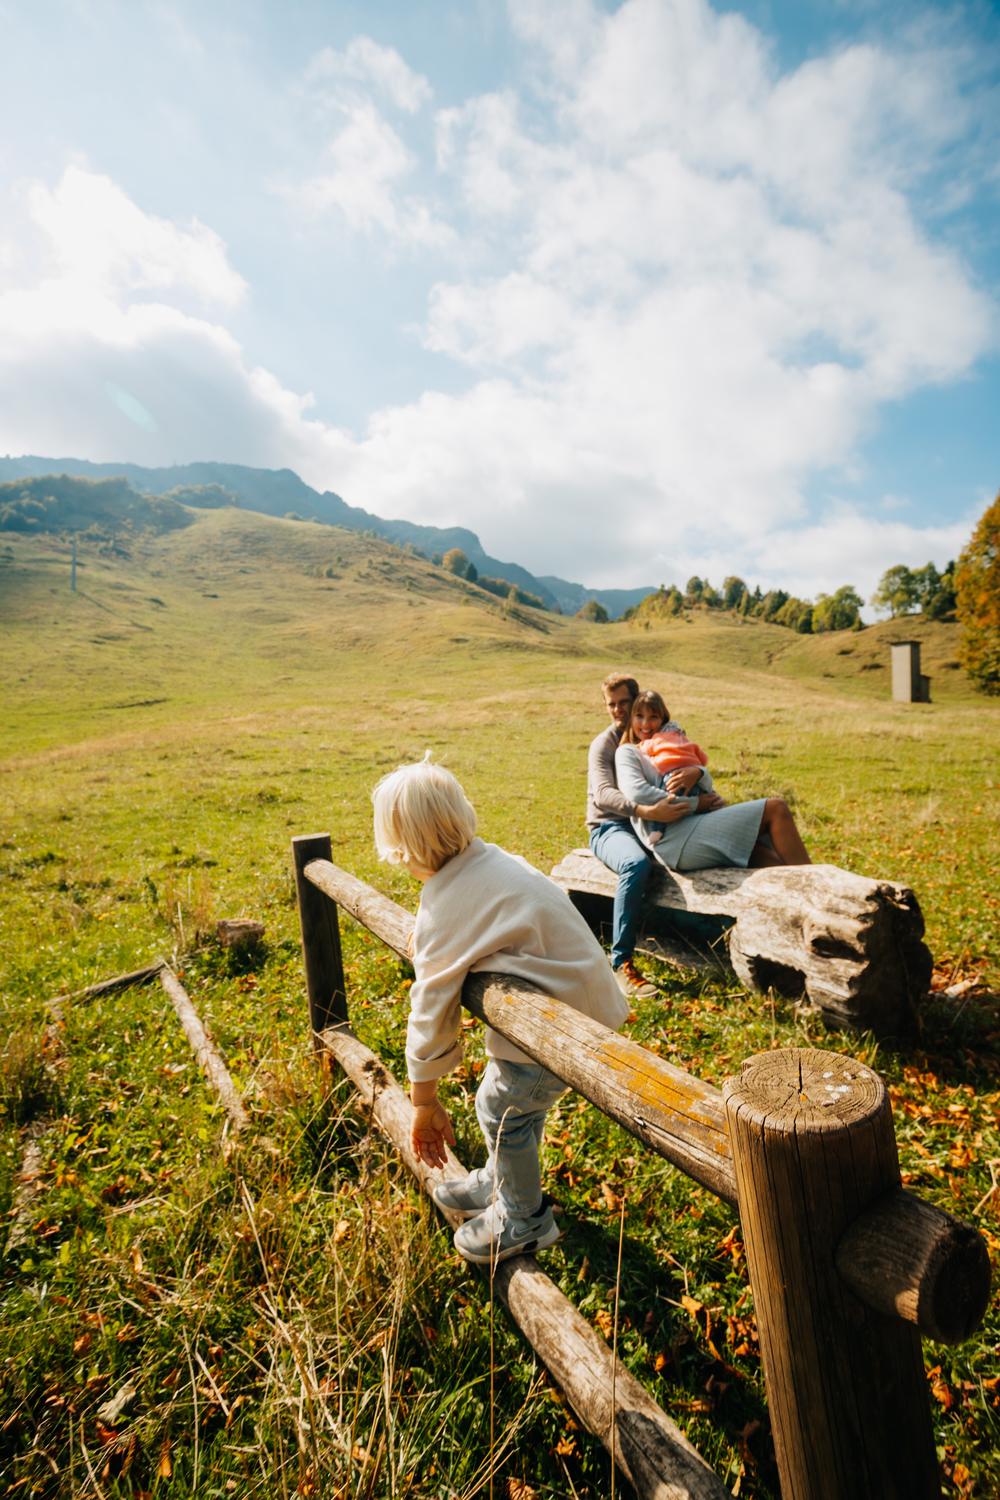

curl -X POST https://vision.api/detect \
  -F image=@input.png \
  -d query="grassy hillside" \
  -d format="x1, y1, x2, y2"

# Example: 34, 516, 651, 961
1, 510, 998, 1498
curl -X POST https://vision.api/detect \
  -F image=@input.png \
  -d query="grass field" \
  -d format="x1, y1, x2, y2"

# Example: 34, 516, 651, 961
1, 511, 998, 1498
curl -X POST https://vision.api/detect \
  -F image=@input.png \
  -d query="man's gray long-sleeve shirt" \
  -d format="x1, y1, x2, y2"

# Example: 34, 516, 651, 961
586, 725, 641, 829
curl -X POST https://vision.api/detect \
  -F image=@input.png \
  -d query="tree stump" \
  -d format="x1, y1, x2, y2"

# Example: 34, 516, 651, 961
215, 918, 265, 951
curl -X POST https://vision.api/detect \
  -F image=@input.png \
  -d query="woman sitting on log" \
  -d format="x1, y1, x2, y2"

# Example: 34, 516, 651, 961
614, 690, 811, 871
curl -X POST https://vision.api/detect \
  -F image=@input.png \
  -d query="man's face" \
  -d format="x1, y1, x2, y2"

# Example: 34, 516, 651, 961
603, 684, 634, 731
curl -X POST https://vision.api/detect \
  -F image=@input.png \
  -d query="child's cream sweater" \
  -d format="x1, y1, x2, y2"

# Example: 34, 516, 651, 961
407, 838, 629, 1084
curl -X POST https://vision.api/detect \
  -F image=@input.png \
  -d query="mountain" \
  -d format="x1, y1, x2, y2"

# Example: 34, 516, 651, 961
0, 455, 654, 618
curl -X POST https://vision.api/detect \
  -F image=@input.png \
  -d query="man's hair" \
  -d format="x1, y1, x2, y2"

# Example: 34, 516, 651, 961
621, 689, 669, 744
372, 755, 477, 872
601, 672, 639, 699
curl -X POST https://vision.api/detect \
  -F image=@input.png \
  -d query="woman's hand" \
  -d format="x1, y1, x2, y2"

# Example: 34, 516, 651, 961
410, 1097, 456, 1168
697, 792, 726, 812
644, 794, 694, 824
664, 765, 703, 795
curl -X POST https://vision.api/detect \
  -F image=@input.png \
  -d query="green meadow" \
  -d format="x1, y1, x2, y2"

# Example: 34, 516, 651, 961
1, 509, 998, 1498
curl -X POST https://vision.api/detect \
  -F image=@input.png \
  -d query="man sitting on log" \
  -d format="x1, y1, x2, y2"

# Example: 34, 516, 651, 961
587, 671, 679, 999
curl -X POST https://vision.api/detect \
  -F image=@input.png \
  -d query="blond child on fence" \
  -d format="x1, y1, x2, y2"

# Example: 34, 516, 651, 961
372, 756, 628, 1265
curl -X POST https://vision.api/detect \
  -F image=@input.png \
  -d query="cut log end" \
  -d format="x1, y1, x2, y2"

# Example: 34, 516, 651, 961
836, 1189, 993, 1346
725, 1047, 886, 1134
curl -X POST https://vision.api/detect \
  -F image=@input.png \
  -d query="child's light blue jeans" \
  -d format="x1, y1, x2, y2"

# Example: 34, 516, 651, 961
475, 1058, 567, 1219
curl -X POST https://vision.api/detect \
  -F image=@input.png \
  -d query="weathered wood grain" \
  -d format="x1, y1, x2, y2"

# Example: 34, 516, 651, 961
551, 849, 931, 1037
301, 853, 989, 1346
303, 853, 734, 1200
724, 1049, 940, 1500
462, 971, 737, 1204
319, 1024, 731, 1500
836, 1188, 991, 1346
293, 836, 348, 1042
4, 1121, 49, 1256
159, 966, 250, 1137
45, 960, 166, 1020
216, 918, 265, 950
304, 855, 412, 959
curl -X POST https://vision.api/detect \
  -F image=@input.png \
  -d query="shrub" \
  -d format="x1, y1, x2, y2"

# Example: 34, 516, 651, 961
576, 598, 609, 623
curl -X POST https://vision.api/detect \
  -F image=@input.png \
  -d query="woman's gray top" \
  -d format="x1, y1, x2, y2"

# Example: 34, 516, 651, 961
614, 743, 766, 872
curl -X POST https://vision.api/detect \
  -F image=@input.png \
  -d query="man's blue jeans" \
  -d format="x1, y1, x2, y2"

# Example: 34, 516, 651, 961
589, 820, 652, 970
476, 1059, 567, 1218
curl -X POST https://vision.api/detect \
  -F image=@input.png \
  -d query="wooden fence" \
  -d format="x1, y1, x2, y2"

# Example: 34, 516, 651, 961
293, 833, 992, 1500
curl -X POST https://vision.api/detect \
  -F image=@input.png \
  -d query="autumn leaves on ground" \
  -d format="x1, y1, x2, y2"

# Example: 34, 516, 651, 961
0, 512, 997, 1497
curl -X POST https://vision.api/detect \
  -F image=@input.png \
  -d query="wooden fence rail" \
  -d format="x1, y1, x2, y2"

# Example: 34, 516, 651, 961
293, 834, 991, 1500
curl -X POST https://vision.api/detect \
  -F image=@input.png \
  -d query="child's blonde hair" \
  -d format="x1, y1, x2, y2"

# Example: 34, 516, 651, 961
372, 755, 477, 872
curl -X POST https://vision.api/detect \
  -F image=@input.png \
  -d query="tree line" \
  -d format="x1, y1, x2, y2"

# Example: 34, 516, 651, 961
439, 491, 1000, 696
626, 576, 867, 633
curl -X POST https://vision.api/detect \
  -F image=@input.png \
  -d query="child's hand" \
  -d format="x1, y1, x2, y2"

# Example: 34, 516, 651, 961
410, 1099, 456, 1169
665, 766, 702, 795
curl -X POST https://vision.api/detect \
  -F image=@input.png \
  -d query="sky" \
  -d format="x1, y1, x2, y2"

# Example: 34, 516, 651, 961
1, 0, 998, 600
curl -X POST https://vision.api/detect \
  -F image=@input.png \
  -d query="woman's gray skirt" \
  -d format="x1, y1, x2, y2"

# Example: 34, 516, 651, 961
658, 798, 767, 872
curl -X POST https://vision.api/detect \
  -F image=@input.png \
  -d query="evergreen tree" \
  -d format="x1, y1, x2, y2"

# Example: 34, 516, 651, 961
915, 560, 956, 618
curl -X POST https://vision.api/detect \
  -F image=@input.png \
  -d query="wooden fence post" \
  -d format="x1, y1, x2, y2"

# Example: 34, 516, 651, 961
723, 1048, 940, 1500
292, 834, 347, 1046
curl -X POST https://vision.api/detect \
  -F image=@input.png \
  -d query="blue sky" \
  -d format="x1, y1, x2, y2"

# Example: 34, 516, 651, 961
1, 0, 997, 599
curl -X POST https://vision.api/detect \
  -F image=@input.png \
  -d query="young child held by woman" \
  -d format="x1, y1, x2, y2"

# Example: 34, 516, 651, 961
631, 691, 711, 846
372, 756, 628, 1265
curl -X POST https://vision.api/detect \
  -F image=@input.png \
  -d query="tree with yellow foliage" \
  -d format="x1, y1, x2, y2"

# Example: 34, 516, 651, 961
956, 493, 1000, 695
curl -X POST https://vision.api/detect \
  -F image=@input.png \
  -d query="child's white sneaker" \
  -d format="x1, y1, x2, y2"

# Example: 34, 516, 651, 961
453, 1198, 561, 1265
432, 1165, 494, 1219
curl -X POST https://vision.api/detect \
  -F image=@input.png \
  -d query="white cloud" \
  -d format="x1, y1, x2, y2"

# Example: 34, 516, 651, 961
0, 168, 309, 465
288, 39, 450, 247
317, 0, 994, 581
21, 165, 246, 306
2, 3, 995, 601
307, 36, 433, 114
291, 101, 452, 247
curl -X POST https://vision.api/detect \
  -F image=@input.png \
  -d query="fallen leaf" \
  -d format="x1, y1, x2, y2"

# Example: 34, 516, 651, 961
600, 1182, 621, 1211
927, 1366, 954, 1411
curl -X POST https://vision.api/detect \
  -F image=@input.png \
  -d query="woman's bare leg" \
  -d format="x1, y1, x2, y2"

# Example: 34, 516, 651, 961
749, 797, 811, 867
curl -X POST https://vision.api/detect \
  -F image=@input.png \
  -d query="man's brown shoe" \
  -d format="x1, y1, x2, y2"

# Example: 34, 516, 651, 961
613, 960, 658, 1000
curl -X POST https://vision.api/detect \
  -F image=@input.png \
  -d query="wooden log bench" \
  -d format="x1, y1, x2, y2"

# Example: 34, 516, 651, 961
550, 849, 932, 1037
